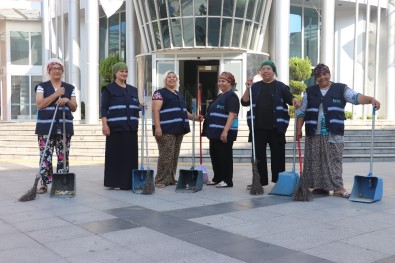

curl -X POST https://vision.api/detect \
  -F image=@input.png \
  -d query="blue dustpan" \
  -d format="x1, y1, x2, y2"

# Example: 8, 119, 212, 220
269, 117, 300, 196
350, 107, 383, 203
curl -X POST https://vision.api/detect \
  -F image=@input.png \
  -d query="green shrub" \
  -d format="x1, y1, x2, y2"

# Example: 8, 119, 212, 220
289, 57, 312, 81
99, 53, 123, 88
345, 111, 352, 120
289, 80, 306, 95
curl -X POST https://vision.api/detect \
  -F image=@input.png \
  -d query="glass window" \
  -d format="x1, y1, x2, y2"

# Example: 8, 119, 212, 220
235, 0, 246, 18
208, 0, 221, 16
245, 0, 255, 20
152, 21, 162, 49
160, 20, 171, 48
170, 18, 183, 47
99, 17, 107, 61
290, 6, 302, 58
108, 14, 120, 55
220, 18, 232, 47
11, 31, 29, 65
31, 32, 42, 65
0, 33, 5, 68
168, 0, 181, 17
195, 0, 207, 16
241, 21, 251, 49
195, 17, 206, 46
148, 0, 157, 20
181, 0, 193, 16
120, 12, 126, 60
11, 76, 29, 119
207, 18, 220, 46
223, 0, 234, 17
158, 1, 168, 19
304, 8, 319, 65
31, 76, 41, 116
249, 23, 259, 50
232, 19, 243, 47
255, 0, 264, 23
182, 18, 194, 46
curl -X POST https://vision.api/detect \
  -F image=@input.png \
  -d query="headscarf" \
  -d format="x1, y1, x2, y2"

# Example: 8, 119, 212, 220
260, 60, 277, 76
112, 62, 128, 80
313, 63, 331, 78
220, 71, 236, 86
45, 58, 64, 79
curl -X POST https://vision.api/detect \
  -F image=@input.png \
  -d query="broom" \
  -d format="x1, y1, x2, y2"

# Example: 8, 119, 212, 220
19, 105, 59, 202
141, 86, 155, 195
249, 84, 263, 195
293, 138, 312, 201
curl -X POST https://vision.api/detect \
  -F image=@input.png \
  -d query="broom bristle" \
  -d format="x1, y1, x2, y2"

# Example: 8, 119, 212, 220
19, 178, 40, 202
293, 172, 312, 201
142, 170, 155, 195
250, 160, 264, 195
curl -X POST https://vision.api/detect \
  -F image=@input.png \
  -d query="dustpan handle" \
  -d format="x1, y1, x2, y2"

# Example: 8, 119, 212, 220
63, 105, 67, 172
369, 106, 376, 176
292, 110, 297, 173
140, 88, 145, 169
144, 86, 150, 169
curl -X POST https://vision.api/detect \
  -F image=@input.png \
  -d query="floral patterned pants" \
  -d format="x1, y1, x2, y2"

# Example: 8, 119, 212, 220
37, 134, 71, 185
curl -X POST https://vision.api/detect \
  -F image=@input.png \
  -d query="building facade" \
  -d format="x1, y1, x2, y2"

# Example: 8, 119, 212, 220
0, 0, 394, 122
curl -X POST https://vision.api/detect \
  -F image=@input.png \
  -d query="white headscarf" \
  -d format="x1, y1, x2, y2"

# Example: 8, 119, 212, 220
45, 58, 64, 80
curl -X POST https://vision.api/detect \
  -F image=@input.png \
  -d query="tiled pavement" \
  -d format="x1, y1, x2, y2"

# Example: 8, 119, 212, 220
0, 160, 394, 263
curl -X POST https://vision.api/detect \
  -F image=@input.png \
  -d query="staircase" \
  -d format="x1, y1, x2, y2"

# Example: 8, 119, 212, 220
0, 120, 395, 163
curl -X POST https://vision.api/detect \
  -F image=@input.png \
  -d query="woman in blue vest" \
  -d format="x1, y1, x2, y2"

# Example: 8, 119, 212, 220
205, 72, 240, 188
35, 58, 78, 194
152, 71, 195, 188
296, 64, 381, 198
241, 61, 300, 189
101, 62, 143, 190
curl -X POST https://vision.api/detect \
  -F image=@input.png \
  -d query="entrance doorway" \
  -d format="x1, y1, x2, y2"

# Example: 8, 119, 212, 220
180, 60, 219, 115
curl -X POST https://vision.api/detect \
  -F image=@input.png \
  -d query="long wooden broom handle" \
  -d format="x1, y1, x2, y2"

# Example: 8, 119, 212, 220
297, 138, 302, 173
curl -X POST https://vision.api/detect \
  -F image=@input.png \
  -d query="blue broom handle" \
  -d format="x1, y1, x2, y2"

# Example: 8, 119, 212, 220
140, 87, 145, 170
369, 106, 376, 176
292, 110, 296, 173
144, 86, 150, 170
249, 86, 256, 162
191, 98, 196, 169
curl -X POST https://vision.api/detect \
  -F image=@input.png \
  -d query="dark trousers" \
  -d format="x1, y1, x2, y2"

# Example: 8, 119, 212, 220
254, 129, 286, 186
209, 139, 234, 186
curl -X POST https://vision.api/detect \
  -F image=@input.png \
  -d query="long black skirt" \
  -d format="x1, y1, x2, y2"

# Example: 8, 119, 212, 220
104, 131, 138, 190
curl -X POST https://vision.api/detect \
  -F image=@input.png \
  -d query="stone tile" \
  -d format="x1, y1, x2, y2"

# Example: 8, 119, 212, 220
11, 216, 72, 233
79, 218, 139, 234
374, 255, 395, 263
27, 224, 93, 244
304, 241, 390, 263
0, 221, 18, 235
59, 210, 117, 224
0, 246, 69, 263
65, 246, 147, 263
189, 214, 246, 228
0, 232, 43, 251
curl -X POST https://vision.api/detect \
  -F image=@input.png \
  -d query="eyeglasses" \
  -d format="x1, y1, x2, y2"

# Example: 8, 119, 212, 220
50, 67, 63, 72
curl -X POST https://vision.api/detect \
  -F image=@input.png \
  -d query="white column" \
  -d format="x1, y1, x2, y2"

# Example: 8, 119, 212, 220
85, 0, 100, 124
274, 0, 289, 84
68, 0, 81, 120
126, 0, 136, 86
387, 0, 395, 120
41, 0, 50, 78
321, 0, 335, 72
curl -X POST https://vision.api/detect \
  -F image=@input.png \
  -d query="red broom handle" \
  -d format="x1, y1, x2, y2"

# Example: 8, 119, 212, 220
198, 86, 203, 165
297, 138, 303, 173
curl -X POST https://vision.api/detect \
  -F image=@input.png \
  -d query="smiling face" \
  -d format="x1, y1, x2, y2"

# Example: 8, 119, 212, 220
48, 63, 64, 80
115, 69, 128, 83
165, 72, 178, 89
315, 72, 331, 88
218, 76, 231, 92
260, 65, 275, 83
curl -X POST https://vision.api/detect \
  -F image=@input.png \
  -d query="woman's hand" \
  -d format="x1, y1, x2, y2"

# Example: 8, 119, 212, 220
102, 124, 110, 136
56, 97, 70, 107
220, 130, 228, 143
155, 127, 163, 139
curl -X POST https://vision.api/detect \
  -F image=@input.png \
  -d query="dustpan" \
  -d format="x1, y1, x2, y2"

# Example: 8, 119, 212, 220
50, 105, 76, 198
132, 87, 155, 194
269, 114, 299, 196
176, 98, 203, 193
196, 86, 208, 183
350, 107, 383, 203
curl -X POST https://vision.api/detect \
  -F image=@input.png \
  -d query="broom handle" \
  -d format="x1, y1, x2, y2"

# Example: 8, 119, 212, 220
198, 87, 203, 165
36, 104, 60, 179
63, 105, 67, 172
297, 138, 303, 173
292, 111, 296, 173
369, 106, 376, 175
249, 85, 256, 162
191, 98, 196, 169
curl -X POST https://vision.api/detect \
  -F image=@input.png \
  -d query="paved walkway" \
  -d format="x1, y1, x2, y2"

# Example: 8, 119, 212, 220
0, 160, 394, 263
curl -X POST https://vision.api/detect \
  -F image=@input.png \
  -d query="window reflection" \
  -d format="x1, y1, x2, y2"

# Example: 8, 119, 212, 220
232, 19, 243, 47
181, 0, 193, 16
11, 32, 29, 65
290, 6, 302, 58
208, 18, 220, 46
304, 8, 319, 65
223, 0, 234, 17
195, 0, 207, 16
168, 0, 180, 17
171, 18, 183, 47
160, 20, 171, 48
241, 21, 251, 49
246, 0, 255, 20
235, 0, 246, 18
208, 0, 221, 16
108, 14, 120, 55
148, 0, 157, 20
182, 18, 194, 46
152, 21, 162, 49
31, 32, 42, 65
221, 18, 232, 47
195, 17, 206, 46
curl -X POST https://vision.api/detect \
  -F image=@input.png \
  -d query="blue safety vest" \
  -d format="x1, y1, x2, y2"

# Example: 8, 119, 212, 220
246, 80, 290, 133
35, 81, 74, 136
305, 83, 347, 136
205, 91, 239, 141
153, 88, 190, 135
102, 82, 140, 132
